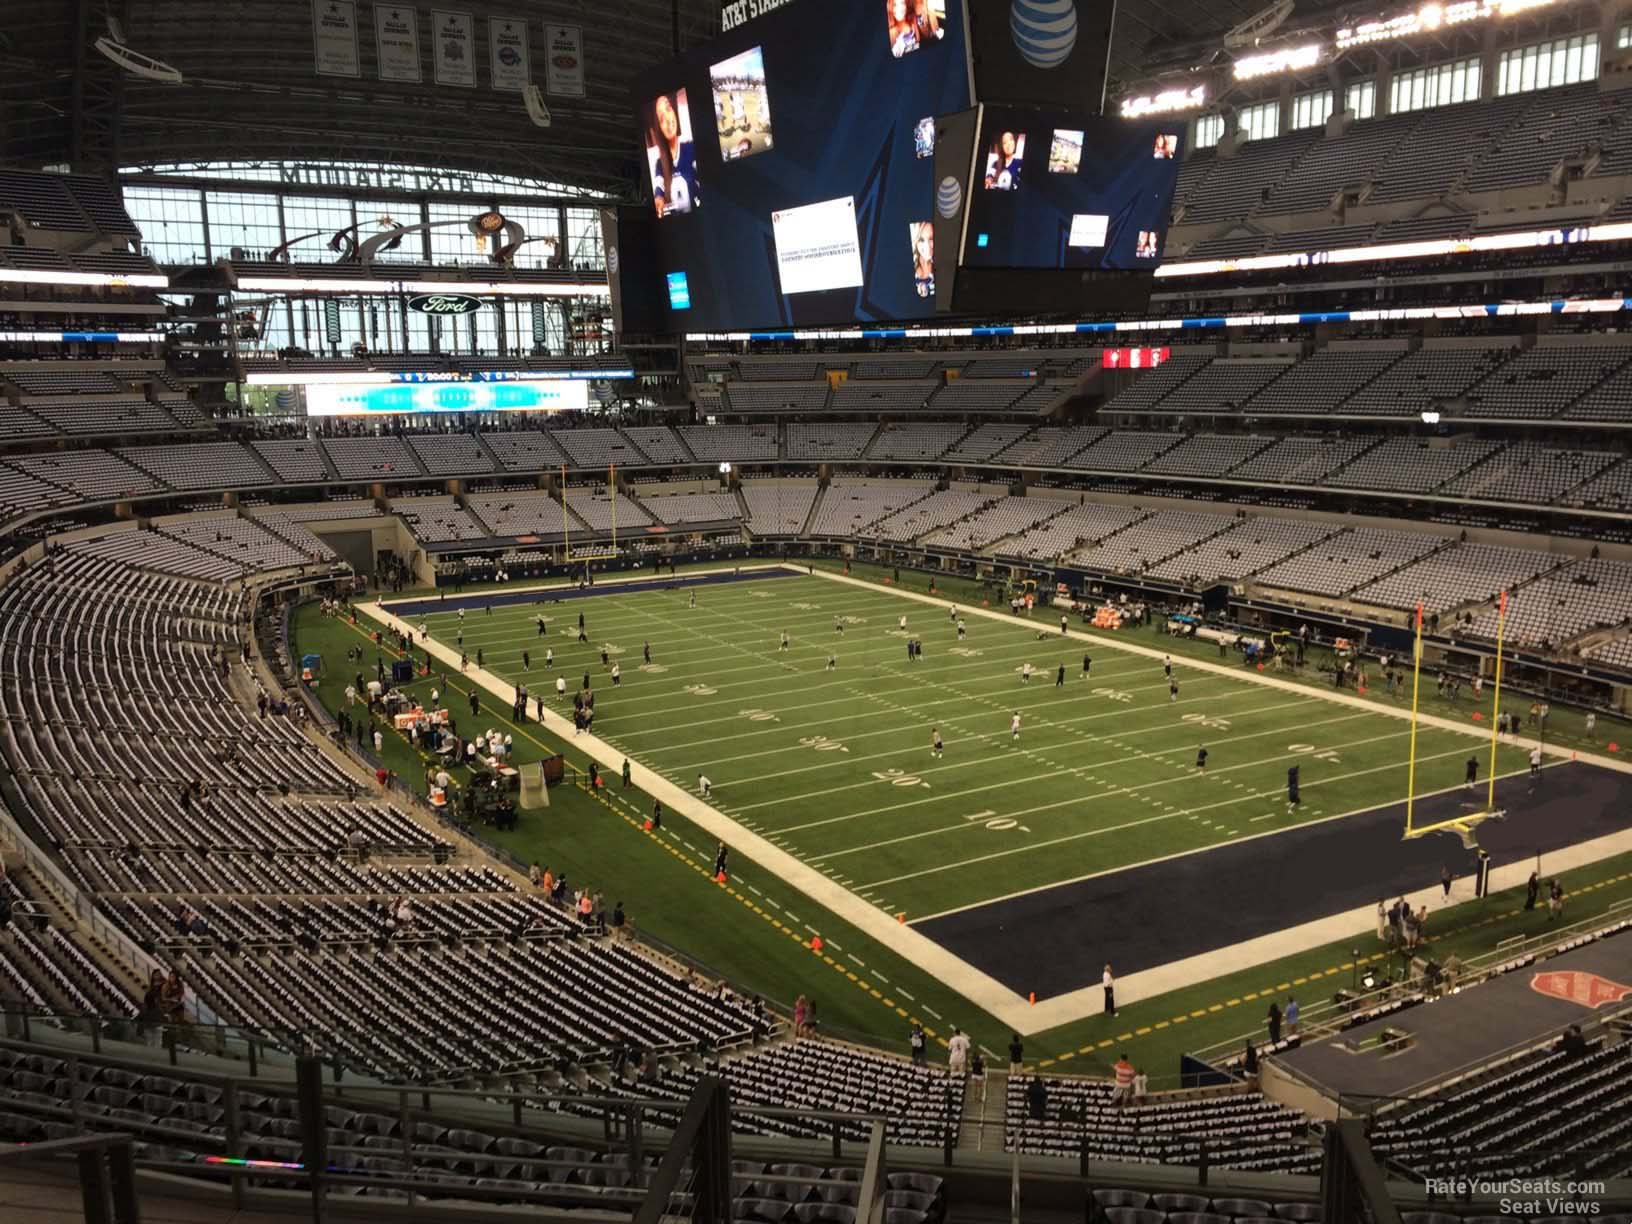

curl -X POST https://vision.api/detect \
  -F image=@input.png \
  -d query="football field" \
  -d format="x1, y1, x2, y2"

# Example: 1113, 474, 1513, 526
396, 567, 1534, 936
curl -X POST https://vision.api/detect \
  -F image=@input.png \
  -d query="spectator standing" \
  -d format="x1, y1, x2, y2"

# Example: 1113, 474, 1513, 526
1102, 964, 1116, 1016
947, 1028, 970, 1077
1008, 1033, 1024, 1070
1267, 1001, 1282, 1045
1285, 995, 1299, 1038
909, 1024, 926, 1066
1110, 1053, 1135, 1106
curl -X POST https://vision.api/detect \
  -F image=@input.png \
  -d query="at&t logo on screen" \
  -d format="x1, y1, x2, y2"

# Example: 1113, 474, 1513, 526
1010, 0, 1077, 68
936, 176, 963, 219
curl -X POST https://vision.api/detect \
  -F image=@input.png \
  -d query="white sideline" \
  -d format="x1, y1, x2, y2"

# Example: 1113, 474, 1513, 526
356, 564, 1632, 1037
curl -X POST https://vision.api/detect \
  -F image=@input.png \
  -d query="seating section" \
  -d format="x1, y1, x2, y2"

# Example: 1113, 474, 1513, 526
866, 422, 968, 462
1245, 348, 1404, 416
480, 430, 568, 470
680, 425, 780, 463
1340, 346, 1515, 418
1007, 1076, 1316, 1173
1464, 344, 1632, 419
121, 443, 272, 490
927, 378, 1034, 415
7, 450, 165, 500
553, 428, 648, 470
942, 423, 1033, 463
1070, 431, 1183, 472
1001, 503, 1146, 561
618, 426, 693, 465
322, 436, 424, 480
1143, 434, 1273, 478
1461, 558, 1632, 648
859, 490, 998, 543
252, 440, 333, 483
1255, 528, 1448, 598
565, 487, 653, 531
1352, 543, 1562, 614
726, 382, 831, 415
921, 497, 1067, 551
158, 513, 336, 572
742, 483, 818, 535
1146, 518, 1338, 584
407, 433, 497, 476
1439, 443, 1621, 504
1070, 510, 1237, 574
787, 423, 877, 461
1327, 438, 1502, 494
637, 491, 742, 526
468, 491, 571, 538
1137, 361, 1291, 418
394, 495, 491, 543
828, 381, 937, 416
994, 427, 1105, 468
1367, 1041, 1632, 1179
806, 482, 928, 537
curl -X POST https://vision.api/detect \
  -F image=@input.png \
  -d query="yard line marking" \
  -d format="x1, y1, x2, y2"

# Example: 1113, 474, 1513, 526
849, 740, 1481, 885
900, 756, 1548, 919
922, 1006, 942, 1019
765, 706, 1376, 830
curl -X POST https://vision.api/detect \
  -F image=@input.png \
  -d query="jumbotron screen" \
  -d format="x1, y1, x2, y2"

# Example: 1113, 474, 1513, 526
961, 107, 1184, 271
304, 380, 589, 416
638, 0, 972, 331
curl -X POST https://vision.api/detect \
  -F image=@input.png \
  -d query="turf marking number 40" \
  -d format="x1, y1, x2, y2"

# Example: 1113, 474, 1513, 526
799, 735, 849, 753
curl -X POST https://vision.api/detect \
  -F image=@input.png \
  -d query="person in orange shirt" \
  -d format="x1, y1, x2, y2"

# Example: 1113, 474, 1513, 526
1110, 1053, 1136, 1107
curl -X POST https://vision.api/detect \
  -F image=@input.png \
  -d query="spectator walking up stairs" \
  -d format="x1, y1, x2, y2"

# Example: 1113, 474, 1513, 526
959, 1067, 1008, 1151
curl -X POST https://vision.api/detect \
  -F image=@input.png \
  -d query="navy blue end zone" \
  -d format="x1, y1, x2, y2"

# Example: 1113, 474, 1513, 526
380, 565, 810, 619
914, 761, 1632, 1000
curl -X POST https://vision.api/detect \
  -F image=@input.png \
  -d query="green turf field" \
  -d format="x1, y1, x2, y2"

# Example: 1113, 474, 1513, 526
395, 569, 1534, 925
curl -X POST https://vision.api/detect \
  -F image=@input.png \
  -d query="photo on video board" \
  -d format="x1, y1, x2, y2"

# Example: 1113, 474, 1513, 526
886, 0, 946, 57
1049, 129, 1083, 174
908, 220, 935, 298
1153, 132, 1177, 159
710, 47, 774, 162
644, 89, 701, 218
914, 116, 936, 159
983, 130, 1025, 190
1137, 229, 1160, 258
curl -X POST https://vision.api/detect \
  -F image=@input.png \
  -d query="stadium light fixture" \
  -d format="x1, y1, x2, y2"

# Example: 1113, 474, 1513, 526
1120, 84, 1207, 119
1335, 0, 1560, 50
93, 36, 183, 83
1233, 43, 1322, 80
0, 268, 169, 289
236, 276, 609, 298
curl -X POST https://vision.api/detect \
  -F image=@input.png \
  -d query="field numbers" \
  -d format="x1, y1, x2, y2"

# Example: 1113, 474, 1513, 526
1182, 712, 1233, 731
872, 768, 931, 789
839, 615, 867, 625
799, 735, 849, 753
791, 601, 820, 611
1092, 687, 1134, 703
962, 809, 1030, 833
948, 647, 983, 658
1288, 743, 1342, 763
748, 591, 771, 599
740, 708, 779, 722
684, 683, 719, 696
640, 663, 668, 674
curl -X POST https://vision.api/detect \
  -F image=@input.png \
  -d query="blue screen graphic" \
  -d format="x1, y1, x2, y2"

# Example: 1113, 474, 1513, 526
305, 380, 589, 416
667, 271, 692, 310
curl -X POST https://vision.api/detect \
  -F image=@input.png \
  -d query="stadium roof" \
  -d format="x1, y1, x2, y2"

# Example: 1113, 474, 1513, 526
2, 0, 1276, 195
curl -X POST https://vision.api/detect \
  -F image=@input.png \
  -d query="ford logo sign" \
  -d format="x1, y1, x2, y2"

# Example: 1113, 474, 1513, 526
408, 293, 484, 315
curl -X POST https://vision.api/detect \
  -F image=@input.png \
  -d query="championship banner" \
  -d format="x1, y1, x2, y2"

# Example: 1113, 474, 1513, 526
311, 0, 360, 77
432, 9, 476, 87
374, 4, 422, 83
488, 16, 531, 91
543, 23, 585, 97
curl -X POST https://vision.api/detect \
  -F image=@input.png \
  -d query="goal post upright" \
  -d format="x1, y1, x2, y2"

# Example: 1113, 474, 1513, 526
1485, 588, 1508, 816
1404, 603, 1424, 839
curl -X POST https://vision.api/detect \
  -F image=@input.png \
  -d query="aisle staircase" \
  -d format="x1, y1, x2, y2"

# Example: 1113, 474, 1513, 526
958, 1068, 1009, 1152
